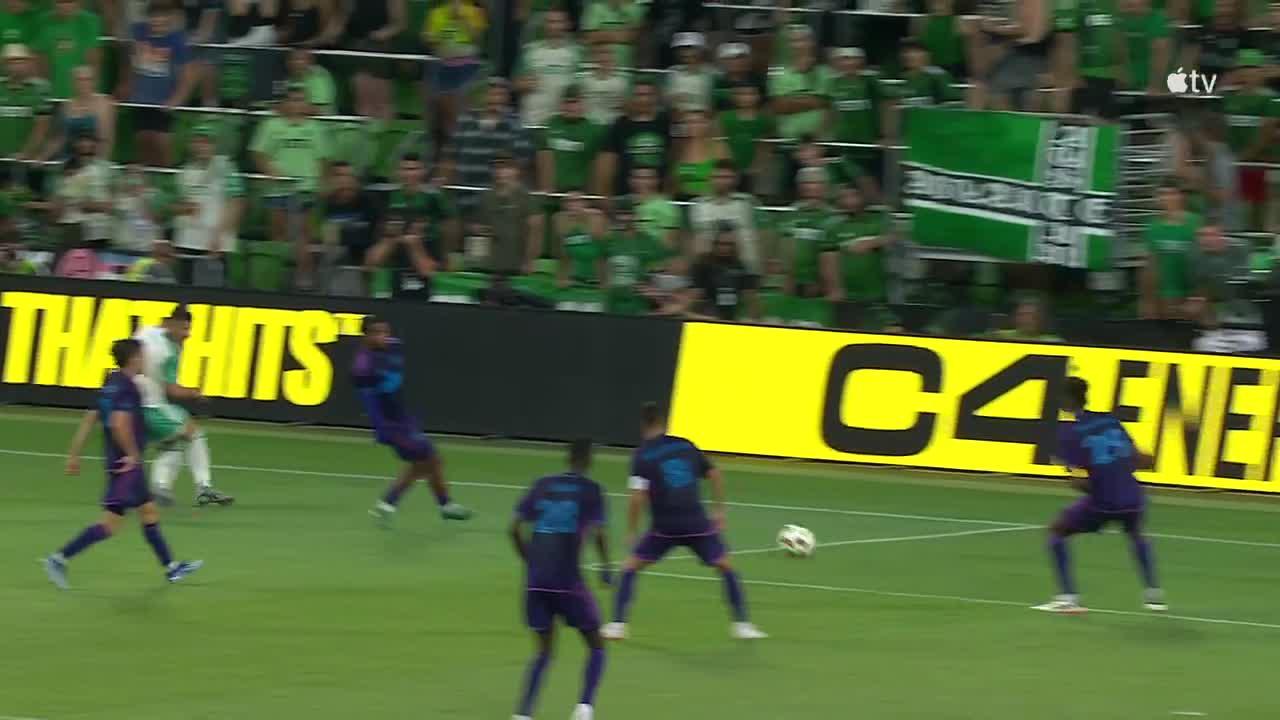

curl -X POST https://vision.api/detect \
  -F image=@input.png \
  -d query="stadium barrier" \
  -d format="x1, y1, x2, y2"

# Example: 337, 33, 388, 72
0, 276, 680, 446
667, 322, 1280, 494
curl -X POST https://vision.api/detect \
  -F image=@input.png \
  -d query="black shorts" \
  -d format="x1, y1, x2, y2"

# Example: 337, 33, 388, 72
135, 107, 174, 133
1074, 77, 1117, 119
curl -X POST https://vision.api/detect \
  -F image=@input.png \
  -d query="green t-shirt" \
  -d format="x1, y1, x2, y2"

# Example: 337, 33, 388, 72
33, 9, 100, 99
604, 229, 667, 288
1143, 211, 1201, 299
387, 185, 456, 243
826, 210, 888, 301
824, 68, 882, 146
1222, 89, 1280, 158
539, 115, 603, 192
768, 63, 826, 141
561, 222, 604, 283
894, 66, 958, 108
581, 0, 644, 68
1077, 0, 1121, 79
1119, 9, 1168, 90
249, 116, 331, 193
1053, 0, 1080, 31
634, 195, 680, 245
0, 7, 37, 47
720, 111, 774, 174
922, 13, 964, 68
302, 66, 337, 115
777, 202, 835, 286
0, 75, 52, 156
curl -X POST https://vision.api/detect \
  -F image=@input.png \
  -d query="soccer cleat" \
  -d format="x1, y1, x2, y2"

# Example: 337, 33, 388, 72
43, 555, 70, 590
166, 560, 204, 583
571, 704, 594, 720
731, 622, 768, 640
1143, 588, 1169, 612
370, 501, 397, 527
600, 622, 628, 641
1031, 595, 1088, 614
195, 488, 235, 507
440, 502, 473, 521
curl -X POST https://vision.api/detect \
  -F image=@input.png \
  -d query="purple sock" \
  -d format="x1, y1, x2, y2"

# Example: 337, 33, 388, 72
721, 569, 749, 622
1129, 534, 1159, 589
1048, 534, 1077, 595
580, 647, 605, 706
59, 523, 109, 559
515, 651, 551, 717
382, 481, 408, 507
143, 523, 173, 567
612, 569, 638, 623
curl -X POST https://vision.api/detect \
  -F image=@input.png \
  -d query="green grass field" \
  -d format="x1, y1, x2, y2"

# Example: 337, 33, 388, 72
2, 406, 1279, 720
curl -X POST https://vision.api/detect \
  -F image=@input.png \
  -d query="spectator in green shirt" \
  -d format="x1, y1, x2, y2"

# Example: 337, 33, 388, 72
32, 0, 101, 99
1074, 0, 1123, 117
536, 84, 603, 199
555, 190, 606, 287
0, 43, 52, 161
718, 81, 773, 193
385, 151, 459, 268
1222, 49, 1280, 232
768, 24, 827, 145
889, 40, 961, 139
582, 0, 643, 69
628, 165, 681, 251
1118, 0, 1171, 96
1141, 179, 1202, 319
283, 48, 337, 115
0, 0, 38, 48
776, 165, 836, 298
987, 296, 1063, 341
250, 83, 332, 287
821, 183, 892, 305
1186, 223, 1250, 323
602, 197, 668, 315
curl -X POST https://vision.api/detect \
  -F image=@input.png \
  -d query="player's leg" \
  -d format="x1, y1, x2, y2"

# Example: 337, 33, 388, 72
420, 452, 472, 520
1033, 499, 1098, 613
1121, 510, 1165, 611
185, 419, 234, 507
572, 627, 606, 720
44, 508, 123, 589
145, 406, 186, 506
603, 535, 667, 639
137, 501, 204, 583
370, 461, 418, 525
703, 537, 767, 640
513, 594, 555, 720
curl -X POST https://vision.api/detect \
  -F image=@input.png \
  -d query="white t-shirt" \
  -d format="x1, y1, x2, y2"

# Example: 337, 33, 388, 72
666, 65, 714, 111
56, 161, 113, 242
578, 68, 629, 126
134, 325, 179, 407
176, 155, 242, 252
688, 193, 762, 273
519, 40, 582, 126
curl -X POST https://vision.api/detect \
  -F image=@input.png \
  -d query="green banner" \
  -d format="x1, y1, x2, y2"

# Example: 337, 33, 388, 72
903, 108, 1117, 270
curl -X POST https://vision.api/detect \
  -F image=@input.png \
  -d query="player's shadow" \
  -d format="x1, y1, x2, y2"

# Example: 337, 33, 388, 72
78, 584, 175, 616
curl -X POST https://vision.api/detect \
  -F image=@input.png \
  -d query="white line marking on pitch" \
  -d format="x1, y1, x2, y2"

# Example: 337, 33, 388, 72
3, 448, 1279, 548
724, 524, 1041, 558
0, 714, 51, 720
1171, 712, 1208, 717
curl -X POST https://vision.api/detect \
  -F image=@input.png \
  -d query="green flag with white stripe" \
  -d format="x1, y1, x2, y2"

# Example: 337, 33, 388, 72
903, 108, 1117, 270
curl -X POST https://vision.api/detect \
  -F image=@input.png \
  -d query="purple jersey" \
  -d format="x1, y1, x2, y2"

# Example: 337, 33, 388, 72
629, 434, 714, 535
515, 473, 606, 591
1056, 411, 1145, 512
352, 339, 416, 442
96, 370, 145, 465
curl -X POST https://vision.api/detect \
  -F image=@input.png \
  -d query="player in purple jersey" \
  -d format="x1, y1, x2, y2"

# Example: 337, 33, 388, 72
354, 316, 472, 525
1033, 377, 1167, 614
602, 403, 767, 641
43, 339, 203, 589
510, 439, 612, 720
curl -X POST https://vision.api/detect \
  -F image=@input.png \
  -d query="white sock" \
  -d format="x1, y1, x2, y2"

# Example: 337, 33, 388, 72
152, 449, 183, 494
187, 432, 212, 491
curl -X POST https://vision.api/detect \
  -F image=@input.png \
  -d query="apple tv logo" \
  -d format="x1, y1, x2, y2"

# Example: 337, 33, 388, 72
1165, 68, 1218, 95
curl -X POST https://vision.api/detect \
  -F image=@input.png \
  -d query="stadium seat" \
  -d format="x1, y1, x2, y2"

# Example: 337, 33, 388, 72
190, 256, 227, 288
327, 266, 368, 297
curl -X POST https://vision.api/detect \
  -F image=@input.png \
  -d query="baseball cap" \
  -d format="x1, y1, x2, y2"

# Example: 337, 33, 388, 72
797, 166, 827, 184
830, 47, 865, 61
672, 32, 706, 49
718, 42, 749, 60
2, 44, 31, 60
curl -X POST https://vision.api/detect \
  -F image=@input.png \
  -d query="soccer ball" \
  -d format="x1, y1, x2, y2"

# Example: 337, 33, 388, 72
777, 524, 816, 557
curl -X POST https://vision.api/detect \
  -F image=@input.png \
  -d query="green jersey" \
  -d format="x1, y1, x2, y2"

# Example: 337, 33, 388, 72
1222, 89, 1280, 158
387, 185, 456, 244
894, 66, 958, 108
826, 210, 889, 301
768, 63, 826, 141
561, 222, 604, 283
1077, 0, 1121, 79
604, 229, 667, 288
1119, 9, 1169, 90
0, 6, 37, 47
922, 14, 964, 68
720, 111, 774, 174
581, 0, 644, 67
539, 115, 603, 192
300, 66, 337, 115
1144, 211, 1201, 299
249, 115, 331, 194
0, 75, 52, 156
1053, 0, 1080, 31
634, 195, 680, 246
777, 202, 835, 286
135, 325, 180, 406
824, 68, 882, 145
32, 9, 100, 99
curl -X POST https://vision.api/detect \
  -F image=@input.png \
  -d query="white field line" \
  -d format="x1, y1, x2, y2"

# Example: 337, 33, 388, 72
629, 569, 1280, 632
2, 448, 1279, 549
0, 715, 50, 720
725, 524, 1042, 558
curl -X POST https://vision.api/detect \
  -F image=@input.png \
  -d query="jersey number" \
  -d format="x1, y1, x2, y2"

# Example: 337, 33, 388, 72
1083, 427, 1132, 466
660, 458, 694, 489
535, 499, 580, 534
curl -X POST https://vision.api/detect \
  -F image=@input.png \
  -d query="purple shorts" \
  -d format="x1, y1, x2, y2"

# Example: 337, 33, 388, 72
525, 586, 601, 633
102, 468, 152, 514
1057, 497, 1145, 535
633, 530, 728, 565
384, 430, 436, 462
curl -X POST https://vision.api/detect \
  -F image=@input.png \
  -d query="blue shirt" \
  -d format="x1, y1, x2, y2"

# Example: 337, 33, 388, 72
629, 434, 714, 535
1056, 411, 1146, 512
515, 472, 605, 590
97, 371, 145, 466
130, 23, 191, 105
352, 339, 415, 442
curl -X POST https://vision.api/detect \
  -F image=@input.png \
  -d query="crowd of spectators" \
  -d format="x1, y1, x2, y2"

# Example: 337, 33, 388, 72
0, 0, 1278, 346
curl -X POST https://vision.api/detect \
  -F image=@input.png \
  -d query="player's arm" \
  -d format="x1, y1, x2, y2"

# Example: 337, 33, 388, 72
165, 382, 203, 402
1135, 451, 1155, 471
65, 409, 99, 475
509, 516, 529, 562
109, 410, 141, 474
707, 466, 727, 528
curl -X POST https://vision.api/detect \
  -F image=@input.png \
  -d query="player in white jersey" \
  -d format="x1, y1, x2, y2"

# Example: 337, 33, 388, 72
134, 306, 234, 507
